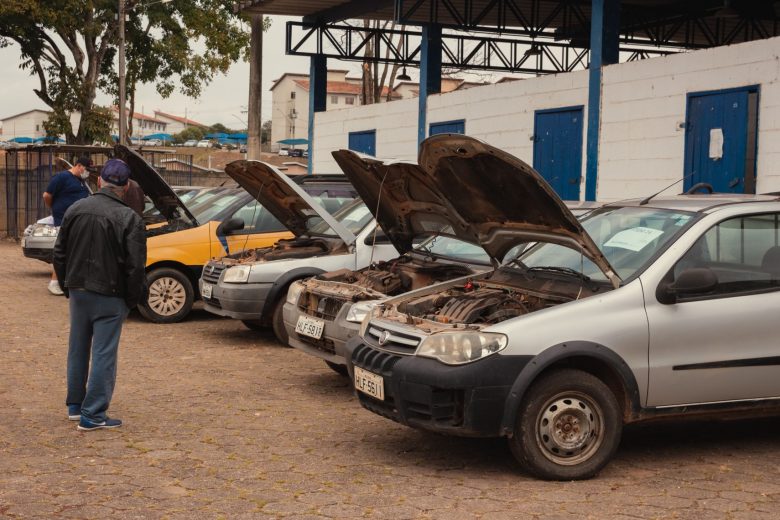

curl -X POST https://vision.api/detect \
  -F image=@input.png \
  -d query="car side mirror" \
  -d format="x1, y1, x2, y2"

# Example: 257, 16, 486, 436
657, 267, 718, 304
363, 229, 392, 245
217, 217, 245, 236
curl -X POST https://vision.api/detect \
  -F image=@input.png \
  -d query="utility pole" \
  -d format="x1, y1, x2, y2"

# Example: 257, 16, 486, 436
247, 14, 263, 160
118, 0, 127, 145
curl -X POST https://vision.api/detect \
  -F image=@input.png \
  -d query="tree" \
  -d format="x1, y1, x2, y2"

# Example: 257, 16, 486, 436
173, 126, 205, 144
0, 1, 250, 144
358, 20, 404, 104
261, 120, 272, 144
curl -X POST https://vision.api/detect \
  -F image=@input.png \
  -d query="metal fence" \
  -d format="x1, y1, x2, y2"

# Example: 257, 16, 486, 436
2, 145, 194, 239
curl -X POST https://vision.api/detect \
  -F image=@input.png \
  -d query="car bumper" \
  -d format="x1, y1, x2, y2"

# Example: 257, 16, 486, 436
346, 338, 532, 438
200, 280, 272, 320
283, 301, 359, 366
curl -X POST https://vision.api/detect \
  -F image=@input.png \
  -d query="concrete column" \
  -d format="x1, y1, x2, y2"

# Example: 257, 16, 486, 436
307, 54, 327, 174
585, 0, 620, 201
418, 25, 442, 149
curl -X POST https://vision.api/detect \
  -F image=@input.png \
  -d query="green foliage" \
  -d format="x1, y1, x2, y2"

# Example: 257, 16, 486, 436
261, 120, 272, 144
42, 109, 73, 140
0, 1, 256, 143
80, 106, 114, 144
173, 126, 205, 144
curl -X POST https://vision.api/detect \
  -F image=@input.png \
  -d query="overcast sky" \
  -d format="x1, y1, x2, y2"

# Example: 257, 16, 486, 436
0, 15, 372, 130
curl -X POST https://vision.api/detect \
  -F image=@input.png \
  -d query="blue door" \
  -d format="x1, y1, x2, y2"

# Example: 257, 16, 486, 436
429, 119, 465, 135
348, 130, 376, 156
684, 87, 759, 193
533, 107, 584, 200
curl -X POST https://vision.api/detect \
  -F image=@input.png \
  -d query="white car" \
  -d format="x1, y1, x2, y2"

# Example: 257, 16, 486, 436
196, 140, 211, 148
278, 148, 290, 156
183, 139, 198, 147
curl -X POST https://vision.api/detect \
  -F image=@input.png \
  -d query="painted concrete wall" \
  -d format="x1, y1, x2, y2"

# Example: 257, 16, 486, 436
600, 35, 780, 199
313, 35, 780, 198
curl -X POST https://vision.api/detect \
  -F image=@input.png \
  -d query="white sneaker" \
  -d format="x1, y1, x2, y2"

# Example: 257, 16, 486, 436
48, 281, 64, 295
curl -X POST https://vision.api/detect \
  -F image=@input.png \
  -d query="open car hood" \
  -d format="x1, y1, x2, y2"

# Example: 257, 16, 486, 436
224, 160, 356, 245
335, 135, 620, 287
113, 145, 197, 226
332, 150, 470, 256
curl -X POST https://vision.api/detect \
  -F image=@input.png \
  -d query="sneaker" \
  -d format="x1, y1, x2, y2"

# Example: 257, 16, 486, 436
48, 281, 64, 296
67, 404, 81, 421
77, 417, 122, 431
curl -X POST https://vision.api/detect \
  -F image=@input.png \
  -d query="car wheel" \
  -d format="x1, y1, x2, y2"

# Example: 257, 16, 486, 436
325, 361, 349, 377
241, 319, 264, 331
509, 369, 622, 481
138, 268, 194, 324
271, 297, 290, 347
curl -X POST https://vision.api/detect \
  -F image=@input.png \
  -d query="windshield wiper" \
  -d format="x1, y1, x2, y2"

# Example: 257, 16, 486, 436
527, 266, 591, 282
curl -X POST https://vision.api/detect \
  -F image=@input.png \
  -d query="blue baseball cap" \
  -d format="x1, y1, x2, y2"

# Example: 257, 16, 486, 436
100, 158, 131, 186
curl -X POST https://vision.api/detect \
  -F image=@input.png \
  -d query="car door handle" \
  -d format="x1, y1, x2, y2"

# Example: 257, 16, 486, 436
569, 176, 581, 185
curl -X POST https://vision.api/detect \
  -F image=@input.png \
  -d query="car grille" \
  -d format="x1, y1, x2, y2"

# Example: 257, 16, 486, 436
202, 262, 226, 284
297, 291, 346, 321
353, 342, 463, 427
297, 333, 336, 355
365, 325, 421, 355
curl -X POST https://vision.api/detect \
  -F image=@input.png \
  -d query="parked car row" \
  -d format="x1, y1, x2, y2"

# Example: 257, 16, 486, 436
22, 135, 780, 481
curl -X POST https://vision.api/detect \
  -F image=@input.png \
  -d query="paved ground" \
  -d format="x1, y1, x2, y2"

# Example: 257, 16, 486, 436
3, 240, 780, 519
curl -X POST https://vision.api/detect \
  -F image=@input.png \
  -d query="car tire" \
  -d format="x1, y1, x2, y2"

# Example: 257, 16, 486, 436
138, 268, 194, 324
325, 361, 349, 377
509, 369, 622, 481
271, 297, 290, 347
241, 319, 264, 331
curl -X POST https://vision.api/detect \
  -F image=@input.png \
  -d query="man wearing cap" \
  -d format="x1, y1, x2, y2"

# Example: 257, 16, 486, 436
43, 157, 93, 295
53, 158, 147, 431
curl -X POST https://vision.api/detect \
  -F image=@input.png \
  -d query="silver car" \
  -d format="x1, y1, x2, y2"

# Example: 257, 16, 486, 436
200, 160, 398, 343
344, 134, 780, 480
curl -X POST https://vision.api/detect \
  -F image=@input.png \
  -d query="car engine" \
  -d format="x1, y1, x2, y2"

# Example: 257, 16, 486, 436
220, 237, 347, 264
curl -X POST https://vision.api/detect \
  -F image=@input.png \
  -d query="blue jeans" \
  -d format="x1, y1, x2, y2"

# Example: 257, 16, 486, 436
66, 290, 129, 422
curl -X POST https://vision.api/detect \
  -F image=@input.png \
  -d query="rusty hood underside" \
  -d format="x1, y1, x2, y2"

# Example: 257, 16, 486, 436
334, 135, 619, 288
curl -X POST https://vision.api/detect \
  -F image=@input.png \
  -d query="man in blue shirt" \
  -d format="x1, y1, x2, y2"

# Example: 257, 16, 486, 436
44, 157, 93, 295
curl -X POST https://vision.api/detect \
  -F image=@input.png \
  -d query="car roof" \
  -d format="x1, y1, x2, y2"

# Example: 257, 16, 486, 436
607, 194, 780, 213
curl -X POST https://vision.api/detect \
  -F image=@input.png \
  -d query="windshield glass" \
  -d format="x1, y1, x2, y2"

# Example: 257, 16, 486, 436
515, 207, 694, 282
191, 190, 245, 222
415, 236, 489, 264
307, 201, 372, 237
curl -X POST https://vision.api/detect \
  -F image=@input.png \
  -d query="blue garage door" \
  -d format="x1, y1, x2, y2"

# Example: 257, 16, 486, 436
348, 130, 376, 156
429, 119, 465, 135
533, 107, 584, 201
684, 86, 759, 194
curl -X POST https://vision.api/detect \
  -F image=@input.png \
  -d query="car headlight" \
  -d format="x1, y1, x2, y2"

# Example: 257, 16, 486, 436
359, 305, 384, 337
223, 265, 251, 283
346, 301, 378, 324
32, 225, 59, 237
417, 332, 508, 365
286, 280, 305, 305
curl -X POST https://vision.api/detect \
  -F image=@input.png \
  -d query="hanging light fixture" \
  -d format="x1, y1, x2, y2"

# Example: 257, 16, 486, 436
397, 66, 412, 81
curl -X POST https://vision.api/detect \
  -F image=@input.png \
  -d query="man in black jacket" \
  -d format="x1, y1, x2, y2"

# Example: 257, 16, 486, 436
53, 158, 147, 431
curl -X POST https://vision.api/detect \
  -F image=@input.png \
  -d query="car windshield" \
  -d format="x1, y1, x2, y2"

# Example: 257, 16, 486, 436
414, 235, 490, 264
513, 206, 695, 282
307, 201, 372, 237
191, 191, 246, 222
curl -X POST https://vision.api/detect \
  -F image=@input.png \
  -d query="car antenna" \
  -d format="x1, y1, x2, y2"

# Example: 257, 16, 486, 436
639, 171, 696, 206
367, 167, 391, 270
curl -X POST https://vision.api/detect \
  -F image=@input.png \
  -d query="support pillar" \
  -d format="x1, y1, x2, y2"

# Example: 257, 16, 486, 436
307, 54, 327, 174
247, 14, 264, 160
418, 25, 442, 149
585, 0, 620, 201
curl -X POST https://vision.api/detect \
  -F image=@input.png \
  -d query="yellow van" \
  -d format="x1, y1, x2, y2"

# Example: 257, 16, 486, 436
117, 146, 355, 323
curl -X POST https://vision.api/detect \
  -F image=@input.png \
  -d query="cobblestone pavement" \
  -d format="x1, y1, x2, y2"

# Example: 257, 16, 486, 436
2, 240, 780, 519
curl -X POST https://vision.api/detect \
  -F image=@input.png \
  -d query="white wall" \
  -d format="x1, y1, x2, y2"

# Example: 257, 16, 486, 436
313, 97, 419, 173
1, 111, 50, 139
599, 35, 780, 199
313, 35, 780, 198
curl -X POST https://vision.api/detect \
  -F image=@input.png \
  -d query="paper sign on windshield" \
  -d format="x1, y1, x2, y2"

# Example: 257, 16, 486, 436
604, 227, 664, 252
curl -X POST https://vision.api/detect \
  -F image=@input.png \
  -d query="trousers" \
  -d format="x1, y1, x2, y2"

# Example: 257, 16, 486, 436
66, 289, 128, 422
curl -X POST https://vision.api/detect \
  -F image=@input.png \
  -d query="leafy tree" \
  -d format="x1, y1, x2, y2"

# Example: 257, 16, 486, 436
0, 1, 251, 144
173, 126, 205, 144
261, 120, 272, 144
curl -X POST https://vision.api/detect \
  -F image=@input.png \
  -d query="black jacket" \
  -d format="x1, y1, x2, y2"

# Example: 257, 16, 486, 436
53, 188, 147, 308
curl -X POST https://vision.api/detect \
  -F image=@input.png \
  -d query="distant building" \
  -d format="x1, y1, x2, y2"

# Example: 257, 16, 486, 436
270, 69, 398, 150
392, 77, 488, 99
110, 107, 168, 139
0, 109, 79, 141
153, 111, 208, 135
